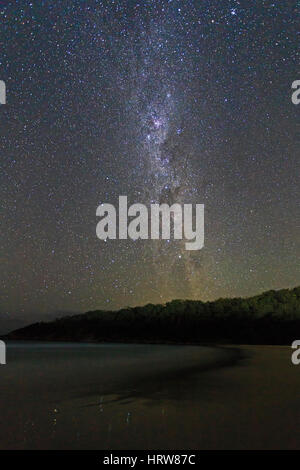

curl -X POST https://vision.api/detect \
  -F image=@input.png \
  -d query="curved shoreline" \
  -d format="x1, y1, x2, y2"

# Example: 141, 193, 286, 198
4, 341, 246, 390
1, 343, 299, 449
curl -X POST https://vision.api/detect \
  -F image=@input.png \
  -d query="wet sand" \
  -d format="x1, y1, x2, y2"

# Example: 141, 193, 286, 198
0, 343, 299, 449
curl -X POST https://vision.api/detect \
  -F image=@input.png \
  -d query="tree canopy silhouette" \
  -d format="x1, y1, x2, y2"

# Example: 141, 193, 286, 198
5, 286, 300, 345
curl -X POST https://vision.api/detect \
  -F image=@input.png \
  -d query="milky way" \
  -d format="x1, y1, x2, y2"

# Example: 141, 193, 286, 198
0, 0, 299, 324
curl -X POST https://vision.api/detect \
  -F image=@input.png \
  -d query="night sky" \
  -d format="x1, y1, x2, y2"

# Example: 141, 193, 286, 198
1, 0, 299, 324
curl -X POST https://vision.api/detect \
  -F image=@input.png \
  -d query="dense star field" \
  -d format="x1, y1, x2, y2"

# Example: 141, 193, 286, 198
0, 0, 299, 324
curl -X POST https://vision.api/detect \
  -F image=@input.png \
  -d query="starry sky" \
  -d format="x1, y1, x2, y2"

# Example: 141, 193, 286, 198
1, 0, 299, 325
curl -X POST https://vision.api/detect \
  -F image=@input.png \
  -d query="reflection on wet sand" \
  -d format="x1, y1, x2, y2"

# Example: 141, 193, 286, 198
0, 343, 299, 449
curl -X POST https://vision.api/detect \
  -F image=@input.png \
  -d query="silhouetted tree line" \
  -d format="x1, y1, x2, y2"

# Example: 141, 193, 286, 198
5, 286, 300, 344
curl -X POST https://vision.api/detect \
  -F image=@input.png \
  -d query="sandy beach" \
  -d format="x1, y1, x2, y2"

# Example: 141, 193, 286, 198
0, 342, 299, 449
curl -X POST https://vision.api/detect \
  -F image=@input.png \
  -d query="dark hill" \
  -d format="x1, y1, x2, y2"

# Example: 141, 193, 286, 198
4, 286, 300, 345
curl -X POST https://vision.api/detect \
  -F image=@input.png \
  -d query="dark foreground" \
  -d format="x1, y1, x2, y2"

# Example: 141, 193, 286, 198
0, 342, 299, 449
